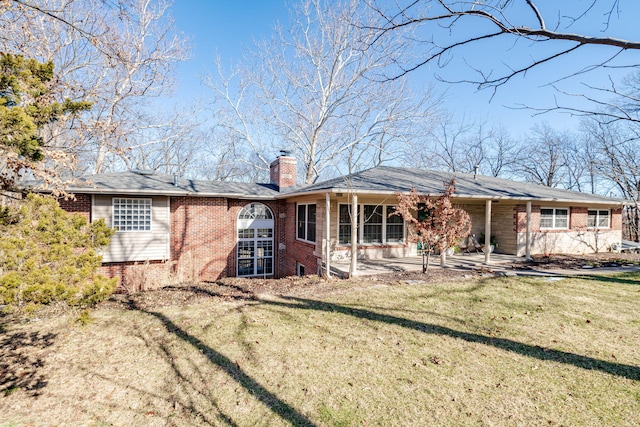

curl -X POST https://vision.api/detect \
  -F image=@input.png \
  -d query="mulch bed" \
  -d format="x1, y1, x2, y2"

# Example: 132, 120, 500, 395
509, 252, 640, 270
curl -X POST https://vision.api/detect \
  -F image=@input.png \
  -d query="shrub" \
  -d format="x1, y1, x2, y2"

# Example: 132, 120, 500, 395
0, 193, 116, 310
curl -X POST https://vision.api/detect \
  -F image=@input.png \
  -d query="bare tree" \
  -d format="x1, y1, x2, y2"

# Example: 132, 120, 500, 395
517, 123, 572, 188
364, 1, 640, 90
582, 118, 640, 240
207, 0, 440, 184
1, 0, 191, 180
404, 117, 520, 178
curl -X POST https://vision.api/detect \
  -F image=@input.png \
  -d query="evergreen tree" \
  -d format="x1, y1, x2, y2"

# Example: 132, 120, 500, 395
0, 194, 116, 312
0, 53, 90, 191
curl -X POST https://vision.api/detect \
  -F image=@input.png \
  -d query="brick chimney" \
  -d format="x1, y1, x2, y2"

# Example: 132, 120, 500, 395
269, 153, 297, 190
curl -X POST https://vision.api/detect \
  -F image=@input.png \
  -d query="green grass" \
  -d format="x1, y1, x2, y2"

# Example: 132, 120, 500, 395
1, 273, 639, 426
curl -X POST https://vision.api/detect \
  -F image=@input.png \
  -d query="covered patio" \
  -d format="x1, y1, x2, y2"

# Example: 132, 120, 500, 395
329, 252, 522, 278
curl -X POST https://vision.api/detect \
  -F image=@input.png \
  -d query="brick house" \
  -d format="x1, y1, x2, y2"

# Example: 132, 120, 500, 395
58, 155, 624, 284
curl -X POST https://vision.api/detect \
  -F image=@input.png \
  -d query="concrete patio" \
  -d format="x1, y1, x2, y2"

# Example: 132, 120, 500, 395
330, 252, 522, 277
329, 252, 640, 278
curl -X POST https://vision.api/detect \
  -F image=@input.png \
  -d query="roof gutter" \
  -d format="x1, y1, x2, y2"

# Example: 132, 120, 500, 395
275, 187, 627, 205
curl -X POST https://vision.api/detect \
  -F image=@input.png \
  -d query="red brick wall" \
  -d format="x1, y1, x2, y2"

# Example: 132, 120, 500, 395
611, 208, 622, 230
170, 196, 233, 281
58, 194, 291, 288
170, 197, 287, 281
283, 201, 319, 276
269, 156, 297, 189
516, 204, 622, 232
58, 194, 91, 221
515, 204, 541, 232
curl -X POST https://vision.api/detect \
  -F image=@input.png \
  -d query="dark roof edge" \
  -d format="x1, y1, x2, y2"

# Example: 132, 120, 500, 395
275, 187, 626, 205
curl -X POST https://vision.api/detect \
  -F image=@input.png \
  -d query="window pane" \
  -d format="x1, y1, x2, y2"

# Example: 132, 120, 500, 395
364, 205, 382, 224
238, 259, 254, 276
339, 224, 351, 244
257, 240, 273, 257
339, 204, 351, 224
307, 204, 316, 242
386, 224, 404, 243
363, 224, 382, 243
239, 203, 273, 219
257, 258, 273, 275
237, 241, 254, 258
339, 204, 357, 244
598, 210, 609, 227
555, 209, 568, 228
386, 206, 402, 224
257, 228, 272, 238
362, 205, 382, 243
587, 210, 597, 227
540, 209, 554, 228
297, 205, 306, 239
238, 228, 255, 238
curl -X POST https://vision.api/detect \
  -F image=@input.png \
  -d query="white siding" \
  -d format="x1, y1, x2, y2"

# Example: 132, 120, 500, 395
93, 195, 170, 262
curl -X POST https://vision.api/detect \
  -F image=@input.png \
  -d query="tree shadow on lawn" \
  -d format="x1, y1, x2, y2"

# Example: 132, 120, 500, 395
124, 297, 317, 427
573, 272, 640, 287
0, 330, 57, 397
271, 295, 640, 382
167, 284, 640, 382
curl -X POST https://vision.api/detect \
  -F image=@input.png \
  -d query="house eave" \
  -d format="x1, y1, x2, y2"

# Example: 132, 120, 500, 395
277, 188, 625, 206
61, 188, 278, 200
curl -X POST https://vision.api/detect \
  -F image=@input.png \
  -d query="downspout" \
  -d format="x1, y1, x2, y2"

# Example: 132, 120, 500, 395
526, 201, 532, 260
484, 200, 492, 264
350, 193, 358, 277
325, 192, 331, 279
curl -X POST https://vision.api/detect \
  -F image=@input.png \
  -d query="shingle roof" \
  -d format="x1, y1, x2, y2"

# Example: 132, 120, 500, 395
283, 166, 623, 205
64, 171, 279, 199
61, 167, 623, 205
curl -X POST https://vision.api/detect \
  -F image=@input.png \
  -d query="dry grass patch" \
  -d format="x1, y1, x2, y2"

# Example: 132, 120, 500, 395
1, 272, 639, 426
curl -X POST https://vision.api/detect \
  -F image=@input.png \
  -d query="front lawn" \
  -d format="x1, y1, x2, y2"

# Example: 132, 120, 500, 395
1, 272, 639, 426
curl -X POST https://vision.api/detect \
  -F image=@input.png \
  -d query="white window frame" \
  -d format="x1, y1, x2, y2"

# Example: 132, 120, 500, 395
237, 203, 274, 277
296, 203, 316, 243
112, 197, 152, 232
337, 203, 405, 246
540, 207, 569, 230
587, 209, 610, 229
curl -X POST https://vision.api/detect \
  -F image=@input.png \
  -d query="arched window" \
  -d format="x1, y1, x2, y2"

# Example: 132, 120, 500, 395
237, 203, 274, 276
239, 203, 273, 220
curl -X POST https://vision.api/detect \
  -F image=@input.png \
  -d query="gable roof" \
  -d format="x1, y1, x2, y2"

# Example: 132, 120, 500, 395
63, 171, 279, 199
282, 166, 623, 205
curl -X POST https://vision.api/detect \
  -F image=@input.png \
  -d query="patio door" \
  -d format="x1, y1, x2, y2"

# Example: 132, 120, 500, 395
237, 203, 274, 277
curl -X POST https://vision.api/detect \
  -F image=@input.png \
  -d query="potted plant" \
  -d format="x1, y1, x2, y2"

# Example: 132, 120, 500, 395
479, 234, 498, 253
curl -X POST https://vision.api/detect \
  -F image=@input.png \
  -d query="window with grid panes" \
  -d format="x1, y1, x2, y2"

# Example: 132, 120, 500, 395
112, 198, 151, 231
237, 203, 274, 276
386, 206, 404, 243
338, 204, 403, 245
363, 205, 383, 243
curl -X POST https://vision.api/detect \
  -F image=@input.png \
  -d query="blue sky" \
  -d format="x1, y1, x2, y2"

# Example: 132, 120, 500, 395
167, 1, 639, 139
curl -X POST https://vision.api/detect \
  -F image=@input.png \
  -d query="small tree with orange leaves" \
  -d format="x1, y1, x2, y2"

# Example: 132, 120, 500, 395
393, 180, 471, 272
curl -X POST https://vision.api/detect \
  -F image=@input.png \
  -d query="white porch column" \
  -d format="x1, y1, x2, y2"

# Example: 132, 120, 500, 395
525, 201, 532, 260
484, 199, 492, 264
325, 192, 331, 279
350, 193, 358, 276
